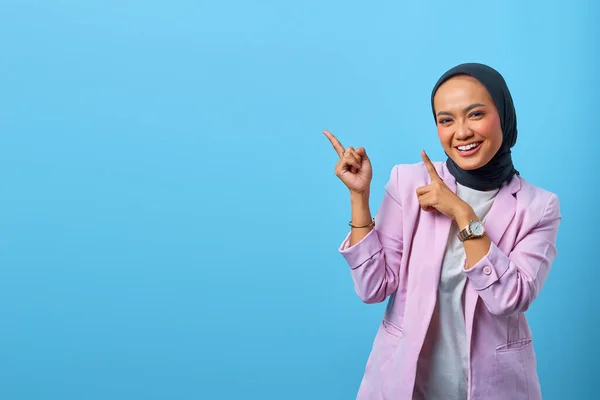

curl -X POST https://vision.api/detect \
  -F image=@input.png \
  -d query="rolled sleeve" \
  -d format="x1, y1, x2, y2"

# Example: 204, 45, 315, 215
464, 243, 510, 290
339, 228, 384, 270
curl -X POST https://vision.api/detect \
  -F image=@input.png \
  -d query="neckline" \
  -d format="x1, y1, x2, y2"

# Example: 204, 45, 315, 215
456, 182, 500, 195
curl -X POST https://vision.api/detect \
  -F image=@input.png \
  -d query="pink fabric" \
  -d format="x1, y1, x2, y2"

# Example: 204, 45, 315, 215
339, 161, 561, 400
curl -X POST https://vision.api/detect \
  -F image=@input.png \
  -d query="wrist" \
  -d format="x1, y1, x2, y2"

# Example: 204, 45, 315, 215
454, 203, 477, 227
350, 190, 370, 204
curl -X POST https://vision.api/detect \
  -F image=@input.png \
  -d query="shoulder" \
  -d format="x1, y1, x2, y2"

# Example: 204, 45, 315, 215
383, 161, 436, 204
386, 161, 437, 187
514, 176, 561, 222
385, 160, 448, 190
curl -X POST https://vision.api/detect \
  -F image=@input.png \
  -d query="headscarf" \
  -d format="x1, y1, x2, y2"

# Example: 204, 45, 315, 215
430, 62, 519, 190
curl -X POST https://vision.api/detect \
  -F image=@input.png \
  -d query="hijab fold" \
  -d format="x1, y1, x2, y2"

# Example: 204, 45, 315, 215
430, 63, 519, 191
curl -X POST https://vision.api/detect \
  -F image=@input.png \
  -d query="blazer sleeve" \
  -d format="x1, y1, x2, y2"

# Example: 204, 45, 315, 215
464, 193, 561, 316
338, 165, 404, 304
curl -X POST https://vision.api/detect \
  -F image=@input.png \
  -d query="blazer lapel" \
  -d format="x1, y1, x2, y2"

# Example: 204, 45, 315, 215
482, 174, 520, 245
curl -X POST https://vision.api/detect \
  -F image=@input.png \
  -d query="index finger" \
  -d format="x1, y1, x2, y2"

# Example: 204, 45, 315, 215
421, 150, 441, 182
323, 130, 345, 157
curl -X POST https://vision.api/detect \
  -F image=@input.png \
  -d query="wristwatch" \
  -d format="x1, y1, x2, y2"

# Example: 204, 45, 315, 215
457, 219, 485, 242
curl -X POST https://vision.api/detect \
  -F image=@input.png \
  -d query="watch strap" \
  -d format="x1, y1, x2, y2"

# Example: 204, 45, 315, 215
457, 226, 472, 242
457, 219, 483, 242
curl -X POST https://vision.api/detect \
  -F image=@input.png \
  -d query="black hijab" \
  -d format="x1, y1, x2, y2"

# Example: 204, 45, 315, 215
430, 63, 519, 191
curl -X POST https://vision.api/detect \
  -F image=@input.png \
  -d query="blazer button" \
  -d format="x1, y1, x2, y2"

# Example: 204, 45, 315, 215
483, 266, 492, 275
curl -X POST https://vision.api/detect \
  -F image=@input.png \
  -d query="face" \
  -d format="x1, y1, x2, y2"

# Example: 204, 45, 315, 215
433, 75, 503, 170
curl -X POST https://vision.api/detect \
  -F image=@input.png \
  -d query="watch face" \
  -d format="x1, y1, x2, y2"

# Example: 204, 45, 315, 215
469, 220, 485, 236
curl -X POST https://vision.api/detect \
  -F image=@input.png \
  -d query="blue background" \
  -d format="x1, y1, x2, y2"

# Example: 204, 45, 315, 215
1, 1, 598, 399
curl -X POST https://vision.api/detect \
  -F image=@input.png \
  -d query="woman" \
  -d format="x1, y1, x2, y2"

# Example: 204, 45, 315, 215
323, 63, 561, 400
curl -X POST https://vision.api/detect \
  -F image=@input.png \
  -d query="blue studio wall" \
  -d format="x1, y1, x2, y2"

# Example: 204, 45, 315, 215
1, 1, 598, 399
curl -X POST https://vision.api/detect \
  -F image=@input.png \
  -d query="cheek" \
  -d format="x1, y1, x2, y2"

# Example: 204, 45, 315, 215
476, 116, 502, 143
437, 127, 453, 147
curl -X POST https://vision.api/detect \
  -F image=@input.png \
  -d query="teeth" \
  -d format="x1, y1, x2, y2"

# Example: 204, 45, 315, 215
458, 142, 480, 151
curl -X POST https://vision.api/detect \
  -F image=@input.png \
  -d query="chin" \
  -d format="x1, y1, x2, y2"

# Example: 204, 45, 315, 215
448, 152, 488, 170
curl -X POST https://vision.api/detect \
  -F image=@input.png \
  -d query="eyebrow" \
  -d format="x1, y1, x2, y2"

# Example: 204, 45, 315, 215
436, 103, 486, 117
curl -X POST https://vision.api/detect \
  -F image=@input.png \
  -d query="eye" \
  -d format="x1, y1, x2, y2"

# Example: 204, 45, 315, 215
468, 111, 484, 118
438, 117, 453, 125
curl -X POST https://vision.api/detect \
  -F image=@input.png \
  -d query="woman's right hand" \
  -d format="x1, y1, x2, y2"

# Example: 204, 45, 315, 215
323, 130, 372, 195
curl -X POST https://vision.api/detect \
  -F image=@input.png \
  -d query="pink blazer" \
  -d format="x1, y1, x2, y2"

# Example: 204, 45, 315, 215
339, 161, 561, 400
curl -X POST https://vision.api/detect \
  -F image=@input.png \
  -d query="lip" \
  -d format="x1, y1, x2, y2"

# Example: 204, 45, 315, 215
455, 141, 483, 157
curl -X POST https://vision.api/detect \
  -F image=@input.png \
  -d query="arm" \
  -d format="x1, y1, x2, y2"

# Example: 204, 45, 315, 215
460, 194, 561, 316
454, 207, 493, 270
339, 166, 404, 304
348, 190, 374, 247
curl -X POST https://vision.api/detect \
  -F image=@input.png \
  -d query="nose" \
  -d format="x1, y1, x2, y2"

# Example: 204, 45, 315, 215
454, 121, 474, 141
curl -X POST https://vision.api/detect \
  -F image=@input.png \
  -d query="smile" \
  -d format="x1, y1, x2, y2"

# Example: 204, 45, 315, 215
455, 141, 483, 156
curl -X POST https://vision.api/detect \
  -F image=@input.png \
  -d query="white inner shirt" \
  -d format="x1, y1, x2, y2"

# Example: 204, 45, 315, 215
413, 182, 499, 400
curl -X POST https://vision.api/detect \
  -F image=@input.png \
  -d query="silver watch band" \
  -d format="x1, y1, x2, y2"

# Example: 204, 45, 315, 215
457, 226, 472, 242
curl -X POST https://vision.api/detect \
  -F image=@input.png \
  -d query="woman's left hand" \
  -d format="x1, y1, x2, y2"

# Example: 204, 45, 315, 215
416, 150, 471, 220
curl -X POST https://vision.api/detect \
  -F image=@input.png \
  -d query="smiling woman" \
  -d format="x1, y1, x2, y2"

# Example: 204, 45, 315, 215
432, 65, 520, 191
324, 63, 561, 400
435, 82, 503, 167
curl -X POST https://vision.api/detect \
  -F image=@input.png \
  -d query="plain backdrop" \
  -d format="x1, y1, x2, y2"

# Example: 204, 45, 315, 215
1, 1, 598, 399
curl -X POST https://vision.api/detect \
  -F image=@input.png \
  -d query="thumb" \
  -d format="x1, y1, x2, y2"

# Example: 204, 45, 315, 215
356, 147, 369, 159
